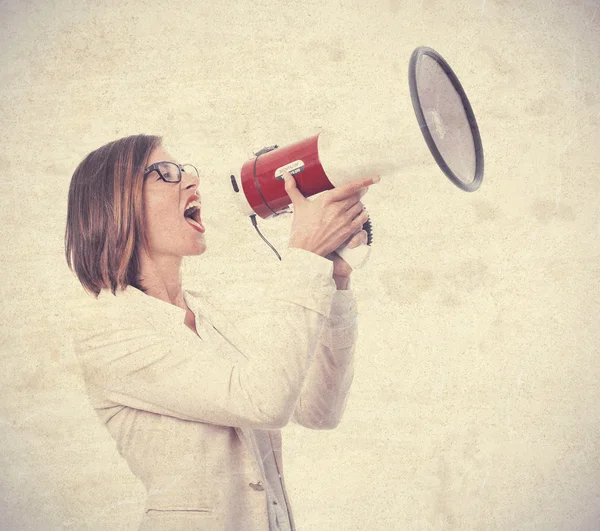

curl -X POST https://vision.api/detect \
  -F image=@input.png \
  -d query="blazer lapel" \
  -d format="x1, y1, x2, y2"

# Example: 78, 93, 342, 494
184, 290, 251, 362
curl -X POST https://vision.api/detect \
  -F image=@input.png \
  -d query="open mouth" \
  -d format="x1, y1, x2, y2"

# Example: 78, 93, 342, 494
184, 200, 205, 232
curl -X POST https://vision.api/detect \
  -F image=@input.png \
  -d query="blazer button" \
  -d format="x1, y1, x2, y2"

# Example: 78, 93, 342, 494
249, 481, 264, 491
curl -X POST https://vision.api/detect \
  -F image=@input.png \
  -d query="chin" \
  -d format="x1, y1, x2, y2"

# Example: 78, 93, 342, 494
189, 241, 207, 256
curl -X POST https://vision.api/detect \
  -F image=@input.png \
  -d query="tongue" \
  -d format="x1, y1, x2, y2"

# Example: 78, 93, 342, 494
186, 217, 205, 232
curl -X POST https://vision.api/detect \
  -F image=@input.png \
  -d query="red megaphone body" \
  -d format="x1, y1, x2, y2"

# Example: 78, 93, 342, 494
236, 134, 332, 219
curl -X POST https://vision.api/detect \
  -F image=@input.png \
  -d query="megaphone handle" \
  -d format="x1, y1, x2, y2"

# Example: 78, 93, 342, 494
333, 218, 373, 269
334, 243, 372, 270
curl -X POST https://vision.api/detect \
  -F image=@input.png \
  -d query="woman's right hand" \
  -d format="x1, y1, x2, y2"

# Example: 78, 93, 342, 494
282, 171, 380, 257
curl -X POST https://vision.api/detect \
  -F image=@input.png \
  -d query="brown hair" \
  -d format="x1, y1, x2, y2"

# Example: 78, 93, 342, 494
65, 134, 162, 297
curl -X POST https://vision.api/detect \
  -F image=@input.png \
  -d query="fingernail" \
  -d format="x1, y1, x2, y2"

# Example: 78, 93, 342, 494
373, 176, 381, 183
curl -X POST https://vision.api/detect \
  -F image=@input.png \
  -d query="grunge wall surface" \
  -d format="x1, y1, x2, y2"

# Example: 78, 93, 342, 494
1, 0, 598, 529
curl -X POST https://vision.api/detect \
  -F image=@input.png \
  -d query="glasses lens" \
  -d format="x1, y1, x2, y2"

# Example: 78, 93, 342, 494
181, 164, 199, 180
154, 162, 179, 182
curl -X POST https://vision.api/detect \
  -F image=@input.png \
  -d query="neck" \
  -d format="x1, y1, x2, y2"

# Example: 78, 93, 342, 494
137, 249, 186, 309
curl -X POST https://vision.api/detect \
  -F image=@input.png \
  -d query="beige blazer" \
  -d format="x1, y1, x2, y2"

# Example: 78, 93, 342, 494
72, 248, 358, 530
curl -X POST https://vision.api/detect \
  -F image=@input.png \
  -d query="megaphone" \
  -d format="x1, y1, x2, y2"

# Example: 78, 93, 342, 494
229, 46, 484, 268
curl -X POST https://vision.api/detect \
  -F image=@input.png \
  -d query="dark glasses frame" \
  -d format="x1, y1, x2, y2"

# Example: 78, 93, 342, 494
143, 161, 199, 183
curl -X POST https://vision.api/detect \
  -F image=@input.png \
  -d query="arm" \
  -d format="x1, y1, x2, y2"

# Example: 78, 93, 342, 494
292, 286, 358, 429
292, 226, 367, 429
275, 171, 374, 429
73, 247, 337, 431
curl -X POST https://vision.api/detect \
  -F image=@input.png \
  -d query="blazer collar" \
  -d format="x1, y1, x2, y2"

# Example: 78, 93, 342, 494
99, 285, 186, 328
99, 285, 251, 359
183, 290, 251, 362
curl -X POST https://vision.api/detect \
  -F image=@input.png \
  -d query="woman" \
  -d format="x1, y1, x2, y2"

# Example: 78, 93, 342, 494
65, 134, 378, 530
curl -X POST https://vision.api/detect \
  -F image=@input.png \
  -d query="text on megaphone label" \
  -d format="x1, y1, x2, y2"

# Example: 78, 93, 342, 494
274, 160, 305, 179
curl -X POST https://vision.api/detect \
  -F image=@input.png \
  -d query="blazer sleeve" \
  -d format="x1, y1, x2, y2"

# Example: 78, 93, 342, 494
73, 248, 337, 430
292, 288, 358, 430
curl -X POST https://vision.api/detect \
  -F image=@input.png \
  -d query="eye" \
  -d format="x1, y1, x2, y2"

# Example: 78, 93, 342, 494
157, 162, 179, 181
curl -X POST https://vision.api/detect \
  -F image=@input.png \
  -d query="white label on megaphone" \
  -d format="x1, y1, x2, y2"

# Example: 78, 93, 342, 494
274, 160, 305, 179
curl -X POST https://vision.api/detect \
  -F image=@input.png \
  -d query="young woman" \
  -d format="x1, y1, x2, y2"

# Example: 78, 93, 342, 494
65, 134, 377, 530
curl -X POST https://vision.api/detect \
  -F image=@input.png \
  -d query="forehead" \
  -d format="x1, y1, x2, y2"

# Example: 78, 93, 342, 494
147, 146, 176, 166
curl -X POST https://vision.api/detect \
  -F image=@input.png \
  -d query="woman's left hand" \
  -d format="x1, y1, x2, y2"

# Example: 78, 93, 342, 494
326, 229, 369, 282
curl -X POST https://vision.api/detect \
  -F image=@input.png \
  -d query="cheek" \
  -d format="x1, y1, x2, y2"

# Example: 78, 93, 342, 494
144, 198, 179, 241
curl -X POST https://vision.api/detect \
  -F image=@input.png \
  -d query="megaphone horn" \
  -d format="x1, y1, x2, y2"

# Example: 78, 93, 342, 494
229, 46, 484, 268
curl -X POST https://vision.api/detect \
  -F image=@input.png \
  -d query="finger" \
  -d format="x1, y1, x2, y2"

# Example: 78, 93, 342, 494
328, 175, 380, 203
348, 207, 370, 235
346, 229, 368, 249
337, 191, 365, 213
360, 228, 369, 245
282, 171, 306, 206
344, 200, 365, 220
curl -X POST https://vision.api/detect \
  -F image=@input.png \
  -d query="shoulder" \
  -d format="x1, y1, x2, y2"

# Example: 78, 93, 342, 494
68, 287, 141, 317
67, 287, 156, 342
184, 286, 263, 324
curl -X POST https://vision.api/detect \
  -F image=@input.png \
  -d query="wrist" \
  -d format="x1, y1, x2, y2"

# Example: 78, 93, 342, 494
333, 275, 350, 290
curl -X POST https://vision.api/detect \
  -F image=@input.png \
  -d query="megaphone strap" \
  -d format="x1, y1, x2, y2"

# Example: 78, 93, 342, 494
250, 213, 282, 261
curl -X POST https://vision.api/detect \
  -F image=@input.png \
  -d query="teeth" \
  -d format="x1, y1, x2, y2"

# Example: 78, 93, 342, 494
185, 200, 201, 213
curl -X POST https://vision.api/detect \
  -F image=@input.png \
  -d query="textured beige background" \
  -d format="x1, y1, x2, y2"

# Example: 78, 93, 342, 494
1, 0, 599, 529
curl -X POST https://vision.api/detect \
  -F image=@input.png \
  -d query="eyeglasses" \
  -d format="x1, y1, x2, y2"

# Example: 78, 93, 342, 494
143, 161, 199, 183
